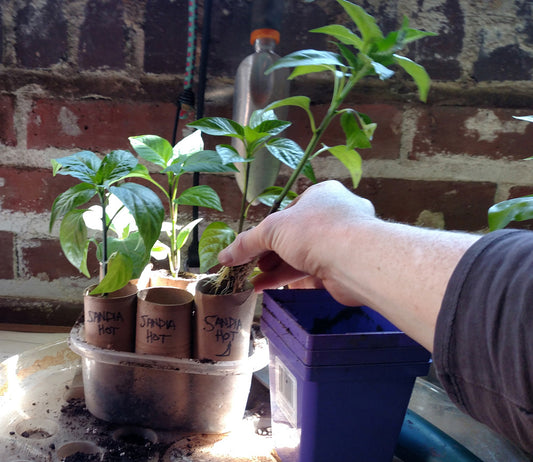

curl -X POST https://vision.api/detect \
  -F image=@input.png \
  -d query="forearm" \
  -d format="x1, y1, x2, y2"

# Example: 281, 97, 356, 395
435, 229, 533, 453
218, 180, 481, 351
322, 219, 481, 351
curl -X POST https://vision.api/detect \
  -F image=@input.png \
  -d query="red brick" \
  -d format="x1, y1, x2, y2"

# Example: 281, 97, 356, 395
20, 238, 99, 280
194, 174, 497, 232
412, 107, 533, 160
0, 166, 78, 214
15, 0, 68, 68
79, 0, 126, 71
144, 0, 188, 74
474, 44, 533, 82
27, 99, 176, 151
508, 185, 533, 199
285, 103, 403, 161
0, 95, 16, 146
356, 178, 497, 231
0, 231, 15, 279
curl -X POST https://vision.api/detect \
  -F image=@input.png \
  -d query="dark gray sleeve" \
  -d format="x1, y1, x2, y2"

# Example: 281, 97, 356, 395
434, 229, 533, 454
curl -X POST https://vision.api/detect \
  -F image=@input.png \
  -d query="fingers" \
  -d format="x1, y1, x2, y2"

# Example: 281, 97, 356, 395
218, 223, 269, 267
251, 261, 309, 292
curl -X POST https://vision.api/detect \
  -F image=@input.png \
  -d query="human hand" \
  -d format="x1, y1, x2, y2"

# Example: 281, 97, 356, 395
218, 180, 376, 304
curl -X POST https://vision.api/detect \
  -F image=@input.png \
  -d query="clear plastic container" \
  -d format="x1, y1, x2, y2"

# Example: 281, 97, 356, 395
68, 320, 268, 433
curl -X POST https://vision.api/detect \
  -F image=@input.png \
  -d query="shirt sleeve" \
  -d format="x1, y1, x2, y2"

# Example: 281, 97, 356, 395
434, 229, 533, 454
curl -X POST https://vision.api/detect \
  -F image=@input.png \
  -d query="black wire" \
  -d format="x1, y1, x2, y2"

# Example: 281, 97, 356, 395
172, 89, 196, 146
171, 101, 182, 147
188, 0, 213, 269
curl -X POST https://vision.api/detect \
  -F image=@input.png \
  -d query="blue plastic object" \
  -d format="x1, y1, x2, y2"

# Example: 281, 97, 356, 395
262, 289, 431, 462
396, 409, 484, 461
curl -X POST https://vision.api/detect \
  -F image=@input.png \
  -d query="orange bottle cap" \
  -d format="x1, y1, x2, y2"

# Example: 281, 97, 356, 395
250, 28, 280, 45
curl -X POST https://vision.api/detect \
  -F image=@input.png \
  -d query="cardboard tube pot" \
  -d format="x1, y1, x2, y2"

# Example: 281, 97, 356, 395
83, 283, 137, 352
148, 270, 200, 294
136, 287, 194, 358
194, 276, 257, 361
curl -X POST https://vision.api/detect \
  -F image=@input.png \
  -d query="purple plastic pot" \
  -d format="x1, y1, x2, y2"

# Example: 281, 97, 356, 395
261, 289, 431, 462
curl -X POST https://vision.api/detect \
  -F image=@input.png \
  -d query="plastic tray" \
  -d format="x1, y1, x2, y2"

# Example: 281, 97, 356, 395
69, 320, 268, 433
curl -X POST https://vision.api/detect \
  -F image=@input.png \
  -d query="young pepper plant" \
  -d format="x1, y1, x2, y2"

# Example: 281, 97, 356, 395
263, 0, 436, 213
49, 150, 165, 295
188, 109, 301, 272
191, 0, 436, 276
128, 130, 238, 277
488, 115, 533, 231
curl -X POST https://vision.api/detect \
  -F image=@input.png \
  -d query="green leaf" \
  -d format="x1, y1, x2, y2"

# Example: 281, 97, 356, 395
253, 119, 291, 136
97, 150, 138, 186
174, 218, 203, 251
172, 129, 205, 159
265, 96, 315, 131
336, 42, 362, 71
288, 64, 337, 79
249, 108, 276, 129
177, 185, 223, 211
488, 196, 533, 231
129, 135, 174, 169
340, 111, 372, 149
393, 54, 431, 102
90, 252, 133, 295
106, 231, 148, 279
110, 182, 165, 252
216, 144, 249, 164
326, 145, 363, 188
255, 187, 298, 210
266, 138, 316, 182
198, 222, 237, 273
337, 0, 383, 44
265, 137, 305, 169
514, 115, 533, 123
59, 209, 90, 277
243, 125, 273, 149
311, 24, 363, 50
50, 183, 96, 231
51, 151, 101, 184
266, 49, 344, 74
376, 19, 436, 54
178, 150, 238, 173
188, 117, 245, 138
303, 161, 317, 183
121, 163, 154, 182
151, 240, 170, 261
401, 18, 438, 45
370, 61, 395, 80
265, 96, 311, 113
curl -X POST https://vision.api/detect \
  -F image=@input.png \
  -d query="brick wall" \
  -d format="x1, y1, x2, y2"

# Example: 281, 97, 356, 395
1, 0, 533, 319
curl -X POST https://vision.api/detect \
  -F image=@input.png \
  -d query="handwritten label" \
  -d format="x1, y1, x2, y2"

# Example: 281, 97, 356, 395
138, 315, 176, 345
86, 310, 125, 336
139, 315, 177, 330
202, 315, 242, 357
145, 330, 172, 344
86, 310, 125, 323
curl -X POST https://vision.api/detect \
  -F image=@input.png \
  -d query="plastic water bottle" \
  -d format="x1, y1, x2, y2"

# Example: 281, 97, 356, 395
233, 0, 289, 204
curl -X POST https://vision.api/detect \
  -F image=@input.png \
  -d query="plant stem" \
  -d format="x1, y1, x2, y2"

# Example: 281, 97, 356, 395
169, 174, 179, 277
268, 105, 337, 214
223, 65, 372, 292
269, 65, 370, 214
100, 191, 108, 280
238, 151, 252, 233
